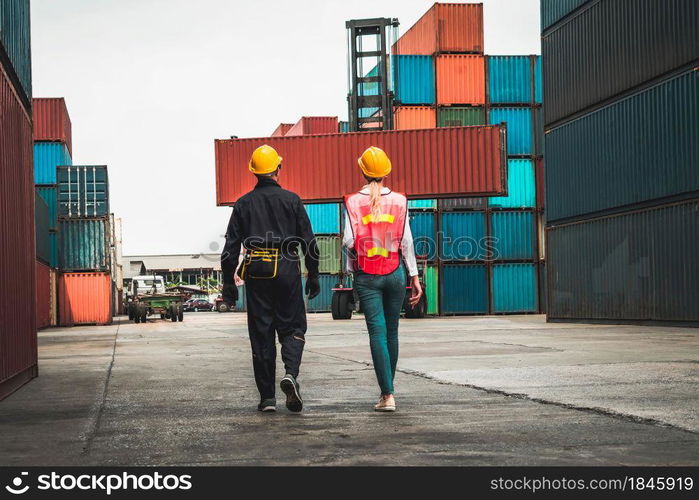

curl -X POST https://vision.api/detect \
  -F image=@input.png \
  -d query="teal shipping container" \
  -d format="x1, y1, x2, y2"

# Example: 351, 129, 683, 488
541, 0, 589, 31
339, 121, 349, 133
534, 56, 542, 104
57, 165, 110, 218
487, 56, 532, 104
35, 195, 50, 265
408, 211, 436, 260
440, 212, 486, 261
489, 159, 535, 208
235, 284, 247, 312
58, 218, 111, 271
305, 203, 340, 234
491, 263, 538, 313
0, 0, 31, 102
34, 143, 71, 185
48, 231, 58, 268
441, 264, 488, 314
303, 274, 339, 312
489, 107, 533, 155
393, 55, 435, 105
491, 211, 535, 260
408, 199, 437, 210
35, 185, 57, 229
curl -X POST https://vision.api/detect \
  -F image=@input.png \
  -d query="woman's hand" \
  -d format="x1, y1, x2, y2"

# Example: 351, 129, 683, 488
409, 275, 423, 306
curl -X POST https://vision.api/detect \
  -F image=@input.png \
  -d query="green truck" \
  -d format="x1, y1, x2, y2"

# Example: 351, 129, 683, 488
127, 275, 184, 323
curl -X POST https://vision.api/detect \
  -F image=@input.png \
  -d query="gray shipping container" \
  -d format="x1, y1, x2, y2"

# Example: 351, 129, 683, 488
58, 217, 111, 272
547, 199, 699, 322
57, 165, 110, 218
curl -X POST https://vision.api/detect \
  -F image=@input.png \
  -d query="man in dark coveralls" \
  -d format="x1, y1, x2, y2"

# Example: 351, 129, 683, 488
221, 144, 320, 413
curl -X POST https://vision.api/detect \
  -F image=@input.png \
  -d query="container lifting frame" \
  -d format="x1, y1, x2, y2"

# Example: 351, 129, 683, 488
345, 17, 399, 132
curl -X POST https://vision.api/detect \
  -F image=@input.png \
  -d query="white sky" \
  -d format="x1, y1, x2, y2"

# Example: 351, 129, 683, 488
31, 0, 541, 255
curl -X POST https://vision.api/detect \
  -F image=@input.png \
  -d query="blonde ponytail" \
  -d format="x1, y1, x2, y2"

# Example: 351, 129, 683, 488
364, 179, 383, 222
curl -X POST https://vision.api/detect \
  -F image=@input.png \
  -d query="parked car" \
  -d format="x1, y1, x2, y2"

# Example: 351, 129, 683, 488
183, 299, 213, 312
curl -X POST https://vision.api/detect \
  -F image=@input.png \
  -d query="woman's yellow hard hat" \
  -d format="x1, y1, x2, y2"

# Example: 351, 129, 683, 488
249, 145, 282, 174
358, 146, 391, 178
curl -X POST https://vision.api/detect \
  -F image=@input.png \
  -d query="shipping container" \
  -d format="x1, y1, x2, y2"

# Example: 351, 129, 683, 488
547, 199, 699, 321
35, 194, 50, 265
440, 212, 486, 261
0, 61, 37, 399
441, 264, 488, 314
271, 123, 293, 137
546, 70, 699, 222
58, 218, 111, 271
49, 267, 57, 326
534, 56, 543, 104
304, 274, 339, 312
305, 203, 340, 234
540, 0, 590, 31
535, 158, 545, 210
35, 185, 57, 228
0, 0, 31, 104
300, 236, 341, 275
394, 106, 436, 130
489, 107, 533, 155
216, 125, 507, 204
491, 263, 538, 313
285, 116, 339, 137
58, 272, 113, 326
491, 211, 535, 260
32, 98, 72, 154
435, 55, 485, 106
35, 260, 51, 330
408, 199, 437, 210
392, 3, 483, 55
542, 0, 699, 126
56, 165, 110, 218
487, 55, 533, 104
489, 159, 535, 208
408, 211, 437, 260
236, 284, 247, 312
338, 121, 350, 133
424, 265, 439, 315
437, 106, 485, 127
438, 197, 487, 211
393, 55, 435, 105
48, 230, 58, 268
33, 142, 71, 185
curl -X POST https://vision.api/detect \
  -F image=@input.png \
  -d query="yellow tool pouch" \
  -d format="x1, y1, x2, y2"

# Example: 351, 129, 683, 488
239, 249, 279, 279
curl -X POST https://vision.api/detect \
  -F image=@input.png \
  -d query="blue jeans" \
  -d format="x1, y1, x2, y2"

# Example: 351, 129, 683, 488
354, 266, 407, 395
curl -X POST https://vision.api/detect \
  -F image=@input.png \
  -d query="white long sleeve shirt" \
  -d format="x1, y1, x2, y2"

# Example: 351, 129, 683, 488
342, 187, 419, 277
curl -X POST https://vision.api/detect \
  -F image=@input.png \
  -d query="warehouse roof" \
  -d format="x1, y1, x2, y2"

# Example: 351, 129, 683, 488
122, 253, 222, 273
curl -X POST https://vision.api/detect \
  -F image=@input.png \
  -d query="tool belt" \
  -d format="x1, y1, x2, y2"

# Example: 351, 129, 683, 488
238, 249, 279, 280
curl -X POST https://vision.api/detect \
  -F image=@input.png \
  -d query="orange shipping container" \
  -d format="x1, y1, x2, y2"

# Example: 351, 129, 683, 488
393, 3, 484, 55
58, 272, 112, 326
394, 106, 436, 130
436, 55, 485, 106
285, 117, 339, 137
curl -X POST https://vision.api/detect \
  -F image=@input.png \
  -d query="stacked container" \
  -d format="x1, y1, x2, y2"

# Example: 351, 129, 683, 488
1, 0, 37, 399
541, 0, 699, 322
303, 203, 342, 312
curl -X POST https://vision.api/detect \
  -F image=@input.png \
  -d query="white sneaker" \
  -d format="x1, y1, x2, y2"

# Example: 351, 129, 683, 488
374, 394, 396, 412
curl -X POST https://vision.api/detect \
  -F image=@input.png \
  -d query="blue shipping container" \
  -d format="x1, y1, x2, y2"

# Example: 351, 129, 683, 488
491, 263, 538, 313
393, 55, 435, 105
34, 143, 71, 185
305, 203, 340, 234
408, 199, 437, 210
57, 165, 110, 218
440, 212, 486, 261
304, 274, 338, 312
339, 121, 350, 133
487, 56, 532, 104
491, 211, 535, 260
489, 107, 533, 155
0, 0, 32, 101
534, 56, 542, 104
441, 264, 488, 314
489, 159, 535, 208
236, 285, 247, 312
58, 218, 110, 271
408, 211, 437, 260
35, 185, 58, 229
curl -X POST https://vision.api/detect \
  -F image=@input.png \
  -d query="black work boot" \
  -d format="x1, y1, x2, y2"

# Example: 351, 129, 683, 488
280, 374, 303, 413
257, 398, 276, 412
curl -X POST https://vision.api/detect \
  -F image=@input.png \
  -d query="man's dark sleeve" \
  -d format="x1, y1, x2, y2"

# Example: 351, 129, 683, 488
295, 197, 319, 277
221, 205, 244, 286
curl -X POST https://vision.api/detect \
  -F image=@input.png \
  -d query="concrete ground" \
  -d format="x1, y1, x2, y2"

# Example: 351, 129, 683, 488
0, 312, 697, 466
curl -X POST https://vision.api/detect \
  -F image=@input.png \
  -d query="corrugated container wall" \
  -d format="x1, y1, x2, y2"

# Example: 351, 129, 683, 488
441, 264, 488, 314
58, 272, 113, 326
0, 0, 31, 104
435, 55, 485, 106
440, 212, 486, 261
488, 159, 535, 208
408, 199, 437, 210
394, 106, 436, 130
216, 125, 506, 204
35, 185, 57, 228
32, 97, 72, 154
271, 123, 293, 137
424, 266, 439, 315
0, 61, 37, 399
491, 263, 538, 313
304, 274, 339, 312
57, 165, 110, 218
437, 107, 485, 127
540, 0, 590, 31
546, 69, 699, 222
547, 200, 699, 321
408, 212, 437, 260
392, 3, 484, 55
58, 218, 111, 271
35, 194, 50, 265
35, 260, 51, 330
542, 0, 699, 126
439, 197, 487, 211
33, 142, 71, 185
491, 211, 535, 260
393, 55, 435, 105
489, 107, 533, 155
285, 117, 338, 137
304, 203, 340, 234
487, 55, 534, 104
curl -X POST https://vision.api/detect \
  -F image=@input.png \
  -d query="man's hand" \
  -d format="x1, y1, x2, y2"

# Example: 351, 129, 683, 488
222, 283, 239, 305
408, 275, 423, 307
305, 275, 320, 300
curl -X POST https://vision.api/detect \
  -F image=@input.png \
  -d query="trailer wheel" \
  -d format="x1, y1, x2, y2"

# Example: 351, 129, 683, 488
217, 302, 229, 313
128, 303, 134, 320
137, 303, 147, 323
134, 306, 140, 323
332, 291, 353, 320
177, 304, 184, 322
170, 304, 178, 322
404, 291, 427, 318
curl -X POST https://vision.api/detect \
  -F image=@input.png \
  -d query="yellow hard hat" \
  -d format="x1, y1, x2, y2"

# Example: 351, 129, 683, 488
358, 146, 392, 178
249, 145, 282, 174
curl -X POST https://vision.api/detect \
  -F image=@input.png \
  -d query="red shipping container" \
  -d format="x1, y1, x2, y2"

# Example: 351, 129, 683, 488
32, 97, 73, 155
36, 260, 51, 330
285, 116, 339, 137
394, 106, 437, 130
58, 272, 113, 326
216, 125, 506, 204
392, 3, 484, 55
435, 54, 486, 105
1, 63, 38, 400
271, 123, 294, 137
